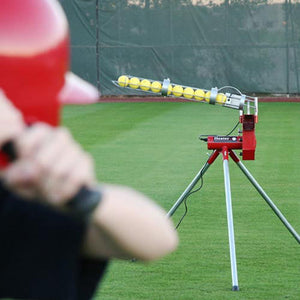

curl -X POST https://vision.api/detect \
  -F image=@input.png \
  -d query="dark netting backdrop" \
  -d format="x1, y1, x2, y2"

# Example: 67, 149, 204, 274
59, 0, 300, 96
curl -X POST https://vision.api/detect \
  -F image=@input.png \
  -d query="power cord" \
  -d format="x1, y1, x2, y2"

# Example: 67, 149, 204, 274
226, 121, 240, 136
175, 164, 204, 230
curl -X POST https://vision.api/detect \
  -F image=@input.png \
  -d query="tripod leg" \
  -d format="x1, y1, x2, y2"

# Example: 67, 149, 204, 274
229, 150, 300, 244
222, 147, 239, 291
167, 150, 219, 217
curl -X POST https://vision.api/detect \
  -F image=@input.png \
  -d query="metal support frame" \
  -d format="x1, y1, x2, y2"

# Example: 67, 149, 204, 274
168, 147, 300, 291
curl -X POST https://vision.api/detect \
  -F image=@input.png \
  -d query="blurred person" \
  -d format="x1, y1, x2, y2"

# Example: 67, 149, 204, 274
0, 1, 178, 300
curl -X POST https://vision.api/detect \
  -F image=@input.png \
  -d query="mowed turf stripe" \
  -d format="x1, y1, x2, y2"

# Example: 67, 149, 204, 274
62, 102, 180, 148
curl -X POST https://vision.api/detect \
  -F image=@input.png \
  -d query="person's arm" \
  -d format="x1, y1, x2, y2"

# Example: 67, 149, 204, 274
0, 92, 178, 262
82, 184, 178, 261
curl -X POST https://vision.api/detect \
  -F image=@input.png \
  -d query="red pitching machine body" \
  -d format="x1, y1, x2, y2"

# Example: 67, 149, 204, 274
207, 114, 257, 160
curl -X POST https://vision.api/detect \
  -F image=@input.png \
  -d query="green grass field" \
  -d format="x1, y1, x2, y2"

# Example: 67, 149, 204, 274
63, 101, 300, 300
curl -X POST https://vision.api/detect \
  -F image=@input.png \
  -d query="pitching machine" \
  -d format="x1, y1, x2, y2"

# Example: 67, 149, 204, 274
114, 75, 300, 291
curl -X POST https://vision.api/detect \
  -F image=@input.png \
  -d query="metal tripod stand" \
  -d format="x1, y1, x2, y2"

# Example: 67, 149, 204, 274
167, 141, 300, 291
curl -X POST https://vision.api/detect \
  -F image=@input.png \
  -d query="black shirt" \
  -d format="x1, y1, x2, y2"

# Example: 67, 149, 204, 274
0, 182, 108, 300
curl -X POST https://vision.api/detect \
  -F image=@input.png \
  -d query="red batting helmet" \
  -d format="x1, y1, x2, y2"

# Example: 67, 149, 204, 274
0, 0, 99, 126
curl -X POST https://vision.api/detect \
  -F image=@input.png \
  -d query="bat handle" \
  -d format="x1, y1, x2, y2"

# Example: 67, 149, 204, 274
1, 140, 102, 221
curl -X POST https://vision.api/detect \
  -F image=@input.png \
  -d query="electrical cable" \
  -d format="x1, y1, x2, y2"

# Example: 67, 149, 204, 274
175, 168, 204, 230
226, 120, 240, 136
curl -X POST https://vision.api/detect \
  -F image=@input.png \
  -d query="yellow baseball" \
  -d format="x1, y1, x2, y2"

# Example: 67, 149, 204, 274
129, 77, 140, 89
118, 75, 129, 87
140, 79, 151, 91
216, 93, 227, 104
172, 85, 183, 97
183, 87, 194, 99
194, 89, 205, 101
205, 91, 211, 102
151, 81, 162, 93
